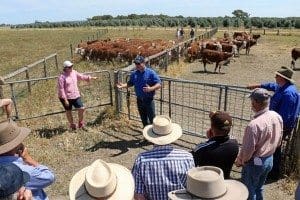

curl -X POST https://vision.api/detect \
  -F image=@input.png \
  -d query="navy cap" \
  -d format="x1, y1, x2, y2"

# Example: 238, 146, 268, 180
249, 88, 271, 102
0, 163, 30, 197
134, 56, 145, 64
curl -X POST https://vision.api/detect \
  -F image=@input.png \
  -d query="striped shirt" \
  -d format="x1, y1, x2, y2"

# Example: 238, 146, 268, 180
132, 145, 194, 200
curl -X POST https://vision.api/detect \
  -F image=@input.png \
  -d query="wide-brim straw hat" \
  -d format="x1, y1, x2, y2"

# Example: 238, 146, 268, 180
143, 115, 182, 145
69, 159, 134, 200
168, 166, 248, 200
0, 120, 31, 154
275, 66, 294, 83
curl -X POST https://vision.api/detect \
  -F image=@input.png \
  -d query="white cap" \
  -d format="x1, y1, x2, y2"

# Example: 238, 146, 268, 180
63, 60, 73, 68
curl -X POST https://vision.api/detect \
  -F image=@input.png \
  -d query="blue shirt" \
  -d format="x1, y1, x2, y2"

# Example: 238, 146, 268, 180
261, 82, 299, 130
0, 156, 55, 200
127, 67, 161, 99
132, 145, 194, 200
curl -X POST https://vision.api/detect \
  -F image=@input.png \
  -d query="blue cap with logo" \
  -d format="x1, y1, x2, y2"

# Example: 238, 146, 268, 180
134, 56, 145, 64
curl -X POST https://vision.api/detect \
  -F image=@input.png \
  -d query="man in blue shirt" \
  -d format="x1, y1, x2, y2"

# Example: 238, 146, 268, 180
117, 56, 161, 127
132, 115, 194, 200
0, 120, 55, 200
247, 66, 299, 181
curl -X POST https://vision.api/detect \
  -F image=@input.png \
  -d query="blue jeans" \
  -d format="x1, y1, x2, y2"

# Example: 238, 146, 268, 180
241, 155, 273, 200
137, 97, 155, 127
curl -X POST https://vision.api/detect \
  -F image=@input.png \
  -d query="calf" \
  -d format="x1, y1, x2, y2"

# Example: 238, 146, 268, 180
200, 49, 233, 73
291, 48, 300, 69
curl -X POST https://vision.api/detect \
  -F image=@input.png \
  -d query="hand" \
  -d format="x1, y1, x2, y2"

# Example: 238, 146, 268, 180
235, 157, 243, 167
91, 77, 97, 80
17, 187, 32, 200
143, 84, 152, 93
20, 147, 38, 167
246, 84, 259, 90
64, 99, 69, 107
116, 83, 126, 89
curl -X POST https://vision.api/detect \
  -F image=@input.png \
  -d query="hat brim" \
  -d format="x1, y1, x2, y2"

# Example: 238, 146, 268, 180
275, 71, 295, 83
143, 123, 182, 145
168, 180, 248, 200
0, 127, 30, 154
69, 163, 134, 200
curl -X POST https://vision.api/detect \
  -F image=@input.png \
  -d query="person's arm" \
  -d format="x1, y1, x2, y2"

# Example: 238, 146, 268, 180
246, 84, 261, 90
116, 82, 128, 89
57, 76, 67, 103
235, 125, 257, 166
134, 193, 147, 200
20, 147, 55, 189
132, 157, 146, 199
143, 83, 161, 93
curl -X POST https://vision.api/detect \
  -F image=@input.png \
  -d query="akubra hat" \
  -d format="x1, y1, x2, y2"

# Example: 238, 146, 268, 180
275, 66, 294, 83
168, 166, 248, 200
143, 115, 182, 145
0, 120, 31, 154
69, 159, 134, 200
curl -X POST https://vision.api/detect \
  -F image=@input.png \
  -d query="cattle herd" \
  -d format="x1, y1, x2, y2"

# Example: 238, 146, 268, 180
75, 31, 299, 73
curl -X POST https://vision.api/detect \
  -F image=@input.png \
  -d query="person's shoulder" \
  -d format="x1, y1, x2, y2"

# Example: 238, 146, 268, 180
193, 140, 216, 153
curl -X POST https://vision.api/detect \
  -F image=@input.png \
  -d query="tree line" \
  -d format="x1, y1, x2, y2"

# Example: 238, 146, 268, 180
5, 12, 300, 29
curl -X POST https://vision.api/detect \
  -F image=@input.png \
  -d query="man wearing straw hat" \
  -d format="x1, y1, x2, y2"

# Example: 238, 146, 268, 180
132, 115, 194, 200
168, 166, 248, 200
235, 88, 283, 200
247, 66, 299, 180
69, 159, 134, 200
0, 120, 55, 200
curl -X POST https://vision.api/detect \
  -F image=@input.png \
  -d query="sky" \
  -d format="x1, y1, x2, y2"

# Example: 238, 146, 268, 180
1, 0, 299, 24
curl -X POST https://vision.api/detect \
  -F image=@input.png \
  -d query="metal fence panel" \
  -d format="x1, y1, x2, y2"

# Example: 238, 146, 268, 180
115, 70, 252, 144
1, 70, 113, 121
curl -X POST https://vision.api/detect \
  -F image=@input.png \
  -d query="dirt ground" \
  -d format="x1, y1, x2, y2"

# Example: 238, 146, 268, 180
39, 33, 299, 199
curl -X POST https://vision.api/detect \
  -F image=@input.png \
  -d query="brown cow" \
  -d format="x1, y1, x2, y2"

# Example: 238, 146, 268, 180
200, 48, 233, 73
291, 48, 300, 69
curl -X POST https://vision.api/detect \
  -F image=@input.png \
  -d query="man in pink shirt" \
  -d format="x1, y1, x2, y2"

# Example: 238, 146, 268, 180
235, 88, 283, 200
57, 61, 97, 130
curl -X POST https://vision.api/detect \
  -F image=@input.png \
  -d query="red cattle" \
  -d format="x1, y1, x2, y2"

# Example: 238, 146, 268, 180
291, 48, 300, 69
200, 49, 233, 73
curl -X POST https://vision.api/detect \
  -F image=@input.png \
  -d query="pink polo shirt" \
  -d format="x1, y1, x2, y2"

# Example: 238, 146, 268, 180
237, 108, 283, 165
57, 70, 91, 100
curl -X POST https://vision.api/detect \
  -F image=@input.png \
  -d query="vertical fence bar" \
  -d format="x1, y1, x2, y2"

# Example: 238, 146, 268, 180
43, 58, 47, 77
10, 83, 19, 120
164, 52, 169, 72
25, 68, 31, 93
55, 54, 58, 70
223, 86, 228, 111
114, 71, 120, 116
168, 80, 171, 118
70, 44, 73, 59
218, 87, 223, 110
160, 81, 163, 115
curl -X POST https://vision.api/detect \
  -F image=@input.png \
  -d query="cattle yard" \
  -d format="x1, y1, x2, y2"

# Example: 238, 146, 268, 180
0, 27, 300, 199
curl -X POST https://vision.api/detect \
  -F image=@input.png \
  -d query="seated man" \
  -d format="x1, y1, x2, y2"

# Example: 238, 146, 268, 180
132, 115, 194, 200
0, 120, 55, 200
192, 111, 239, 179
0, 163, 32, 200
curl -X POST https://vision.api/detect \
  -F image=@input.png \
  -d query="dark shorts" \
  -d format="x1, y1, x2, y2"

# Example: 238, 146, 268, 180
59, 97, 84, 111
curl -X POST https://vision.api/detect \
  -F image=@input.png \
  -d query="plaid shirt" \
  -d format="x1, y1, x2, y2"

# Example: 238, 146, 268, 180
132, 145, 194, 200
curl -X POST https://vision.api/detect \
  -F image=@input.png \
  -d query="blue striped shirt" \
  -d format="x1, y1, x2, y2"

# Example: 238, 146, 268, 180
132, 145, 194, 200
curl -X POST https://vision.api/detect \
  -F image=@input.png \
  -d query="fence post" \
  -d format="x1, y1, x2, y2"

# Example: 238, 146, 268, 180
114, 71, 120, 116
70, 44, 73, 59
277, 29, 280, 35
168, 80, 171, 118
25, 68, 31, 93
0, 78, 3, 99
164, 52, 169, 72
263, 29, 266, 35
43, 58, 47, 77
223, 86, 228, 111
55, 54, 58, 70
9, 83, 19, 120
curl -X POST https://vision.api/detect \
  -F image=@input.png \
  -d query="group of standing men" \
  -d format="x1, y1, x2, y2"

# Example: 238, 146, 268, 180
117, 58, 299, 200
